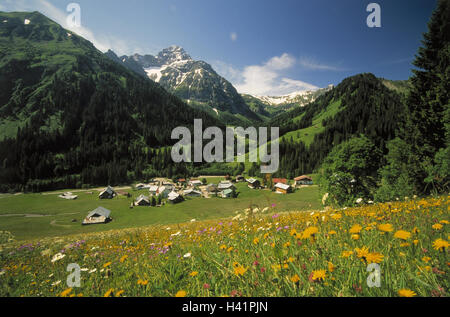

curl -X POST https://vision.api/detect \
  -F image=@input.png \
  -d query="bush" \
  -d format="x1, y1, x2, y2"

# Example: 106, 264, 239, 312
318, 135, 382, 207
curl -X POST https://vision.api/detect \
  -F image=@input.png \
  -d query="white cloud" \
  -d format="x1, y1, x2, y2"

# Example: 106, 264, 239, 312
215, 54, 319, 96
298, 57, 346, 71
0, 0, 145, 55
230, 32, 237, 42
211, 60, 243, 84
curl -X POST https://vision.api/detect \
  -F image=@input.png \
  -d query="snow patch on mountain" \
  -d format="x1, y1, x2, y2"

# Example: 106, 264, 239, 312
251, 84, 334, 107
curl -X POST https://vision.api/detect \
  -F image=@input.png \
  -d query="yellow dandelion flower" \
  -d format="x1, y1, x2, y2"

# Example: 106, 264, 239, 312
271, 264, 281, 271
398, 289, 416, 297
120, 255, 128, 263
432, 223, 443, 231
311, 269, 326, 282
331, 214, 342, 220
300, 226, 319, 239
412, 227, 420, 234
287, 257, 295, 263
328, 262, 335, 272
290, 228, 297, 236
432, 238, 449, 251
349, 224, 362, 234
355, 246, 370, 259
366, 252, 384, 264
400, 242, 411, 247
220, 245, 227, 250
341, 250, 353, 258
422, 256, 431, 263
290, 274, 300, 283
394, 230, 411, 240
413, 240, 419, 245
253, 237, 259, 245
103, 262, 112, 268
115, 290, 125, 297
60, 288, 72, 297
104, 288, 114, 297
378, 224, 394, 232
351, 234, 360, 240
283, 241, 291, 248
328, 230, 337, 235
137, 279, 149, 286
175, 290, 187, 297
440, 220, 449, 225
233, 264, 248, 276
226, 246, 234, 253
189, 271, 198, 277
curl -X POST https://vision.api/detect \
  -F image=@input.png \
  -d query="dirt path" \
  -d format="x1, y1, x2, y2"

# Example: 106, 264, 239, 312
50, 220, 72, 228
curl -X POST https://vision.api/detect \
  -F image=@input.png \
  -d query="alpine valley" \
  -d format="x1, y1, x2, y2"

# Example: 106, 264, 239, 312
0, 4, 447, 203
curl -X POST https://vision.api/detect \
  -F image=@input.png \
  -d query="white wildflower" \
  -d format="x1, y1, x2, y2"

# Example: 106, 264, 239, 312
51, 253, 65, 263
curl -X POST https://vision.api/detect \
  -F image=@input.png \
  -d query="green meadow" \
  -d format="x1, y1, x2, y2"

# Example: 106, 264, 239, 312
0, 179, 321, 241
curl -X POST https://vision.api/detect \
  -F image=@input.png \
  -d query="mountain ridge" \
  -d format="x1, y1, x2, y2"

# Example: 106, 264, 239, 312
107, 46, 260, 122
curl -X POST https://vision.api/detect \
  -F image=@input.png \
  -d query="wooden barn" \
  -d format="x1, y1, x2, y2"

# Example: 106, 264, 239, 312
274, 183, 292, 194
135, 194, 150, 206
294, 175, 313, 186
99, 186, 116, 199
82, 207, 112, 225
247, 178, 261, 189
221, 188, 234, 198
218, 181, 235, 191
168, 192, 184, 204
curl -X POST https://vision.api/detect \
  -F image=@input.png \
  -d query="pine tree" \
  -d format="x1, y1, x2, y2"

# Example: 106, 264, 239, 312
400, 0, 450, 193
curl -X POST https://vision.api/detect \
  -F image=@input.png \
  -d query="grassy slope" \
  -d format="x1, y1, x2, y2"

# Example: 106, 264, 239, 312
281, 99, 343, 146
0, 182, 321, 241
223, 98, 344, 173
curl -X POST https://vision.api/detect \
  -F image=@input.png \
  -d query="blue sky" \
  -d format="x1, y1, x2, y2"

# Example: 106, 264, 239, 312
0, 0, 437, 95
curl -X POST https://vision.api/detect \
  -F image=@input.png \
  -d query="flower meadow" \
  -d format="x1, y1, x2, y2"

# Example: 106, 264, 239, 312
0, 196, 448, 297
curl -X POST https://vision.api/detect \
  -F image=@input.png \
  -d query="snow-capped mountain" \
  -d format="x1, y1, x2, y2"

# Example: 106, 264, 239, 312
250, 85, 335, 108
107, 46, 259, 121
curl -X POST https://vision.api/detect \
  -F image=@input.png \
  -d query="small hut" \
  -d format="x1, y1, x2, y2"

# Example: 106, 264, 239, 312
168, 192, 184, 204
58, 192, 78, 200
247, 178, 261, 189
274, 183, 292, 194
183, 189, 202, 197
294, 175, 313, 186
82, 207, 112, 225
99, 186, 116, 199
135, 194, 150, 206
221, 188, 234, 198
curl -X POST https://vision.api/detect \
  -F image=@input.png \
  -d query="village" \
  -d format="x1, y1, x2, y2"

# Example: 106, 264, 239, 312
78, 174, 315, 225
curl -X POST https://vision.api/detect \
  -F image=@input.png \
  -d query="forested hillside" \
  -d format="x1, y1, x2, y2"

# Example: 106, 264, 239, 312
0, 11, 221, 192
269, 73, 405, 178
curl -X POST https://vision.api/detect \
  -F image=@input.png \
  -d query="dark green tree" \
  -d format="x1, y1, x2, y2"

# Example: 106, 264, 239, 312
318, 135, 382, 207
384, 0, 450, 195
